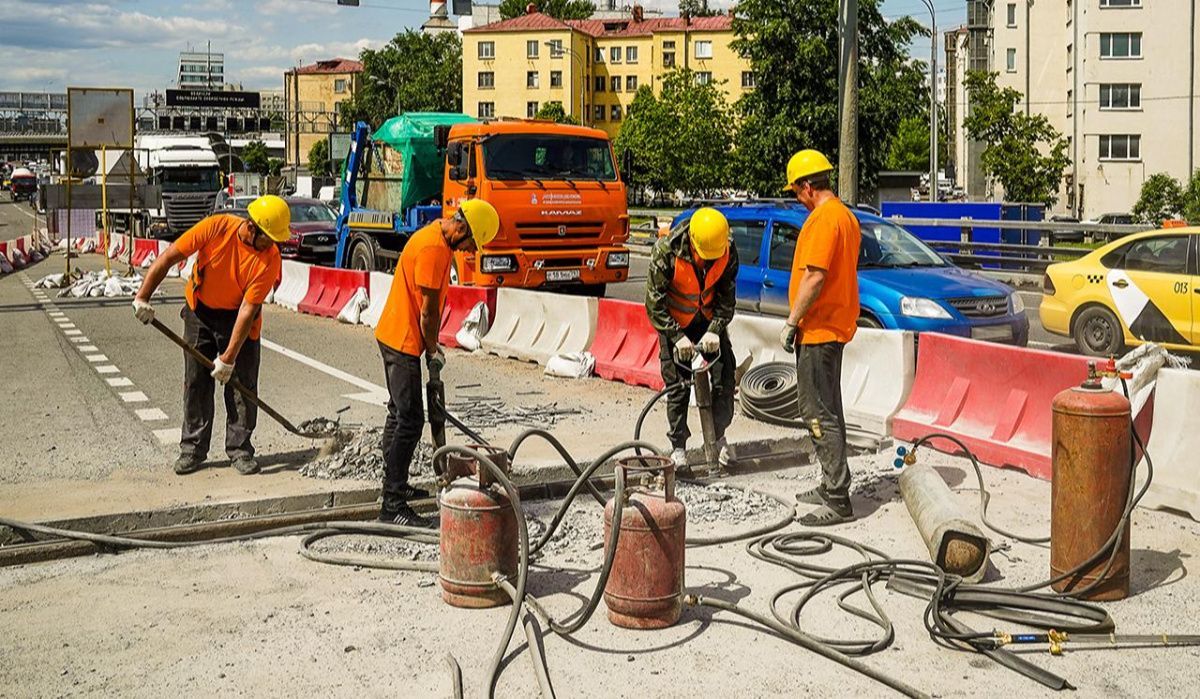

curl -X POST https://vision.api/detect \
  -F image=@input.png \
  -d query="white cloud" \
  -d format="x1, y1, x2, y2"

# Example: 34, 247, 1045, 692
0, 1, 243, 51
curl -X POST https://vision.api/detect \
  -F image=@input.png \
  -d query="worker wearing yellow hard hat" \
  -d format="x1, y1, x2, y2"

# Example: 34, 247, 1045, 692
779, 149, 863, 527
132, 194, 288, 477
373, 198, 500, 528
645, 206, 740, 475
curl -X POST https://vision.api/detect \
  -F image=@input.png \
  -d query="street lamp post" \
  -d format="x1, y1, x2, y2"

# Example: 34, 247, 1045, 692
545, 41, 584, 126
918, 0, 938, 203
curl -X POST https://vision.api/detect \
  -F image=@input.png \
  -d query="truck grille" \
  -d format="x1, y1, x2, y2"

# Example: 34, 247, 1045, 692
515, 221, 605, 248
947, 296, 1008, 318
164, 194, 217, 234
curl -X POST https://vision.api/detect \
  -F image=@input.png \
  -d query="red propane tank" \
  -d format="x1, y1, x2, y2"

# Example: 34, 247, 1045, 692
1050, 365, 1132, 601
603, 455, 687, 629
438, 445, 518, 608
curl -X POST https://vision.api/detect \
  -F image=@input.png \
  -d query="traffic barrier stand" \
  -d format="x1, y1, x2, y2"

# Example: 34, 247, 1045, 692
891, 333, 1091, 480
297, 265, 369, 319
440, 285, 497, 348
1137, 368, 1200, 520
8, 242, 28, 269
156, 241, 181, 277
590, 298, 663, 390
130, 239, 158, 268
481, 288, 597, 365
107, 235, 125, 260
0, 242, 12, 274
272, 260, 310, 311
360, 271, 394, 329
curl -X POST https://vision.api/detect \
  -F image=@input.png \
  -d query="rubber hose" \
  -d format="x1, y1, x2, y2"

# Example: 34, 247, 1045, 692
445, 654, 464, 699
738, 362, 806, 429
507, 428, 608, 507
496, 577, 558, 699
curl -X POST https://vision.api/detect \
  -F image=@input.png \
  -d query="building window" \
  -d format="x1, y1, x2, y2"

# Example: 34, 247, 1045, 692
478, 41, 495, 60
1100, 32, 1142, 59
479, 71, 495, 89
610, 47, 622, 64
1100, 83, 1141, 109
595, 47, 604, 62
526, 71, 539, 88
1006, 3, 1017, 26
335, 78, 348, 93
741, 71, 756, 89
663, 51, 676, 68
626, 76, 637, 91
528, 101, 539, 118
695, 40, 713, 59
527, 40, 539, 59
611, 104, 622, 121
611, 76, 622, 92
478, 102, 495, 119
663, 40, 676, 49
551, 71, 563, 88
1066, 89, 1073, 117
1100, 0, 1141, 6
549, 39, 564, 58
594, 105, 606, 121
626, 46, 638, 63
594, 76, 606, 92
696, 71, 712, 85
1099, 134, 1141, 161
1006, 48, 1017, 72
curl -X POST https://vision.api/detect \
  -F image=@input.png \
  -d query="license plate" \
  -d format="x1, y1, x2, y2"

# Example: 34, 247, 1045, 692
971, 325, 1013, 341
545, 269, 580, 282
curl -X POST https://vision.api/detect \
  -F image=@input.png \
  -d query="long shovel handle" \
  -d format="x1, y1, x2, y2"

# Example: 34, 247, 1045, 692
149, 318, 317, 439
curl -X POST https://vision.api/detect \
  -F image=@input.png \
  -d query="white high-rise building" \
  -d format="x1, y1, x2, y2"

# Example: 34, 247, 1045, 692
177, 49, 225, 89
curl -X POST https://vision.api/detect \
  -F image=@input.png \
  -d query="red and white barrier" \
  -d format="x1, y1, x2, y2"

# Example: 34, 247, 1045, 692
360, 271, 393, 328
590, 298, 663, 390
297, 266, 368, 320
272, 260, 311, 311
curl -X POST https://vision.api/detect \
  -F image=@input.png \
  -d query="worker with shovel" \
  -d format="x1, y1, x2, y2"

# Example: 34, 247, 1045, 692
132, 195, 288, 476
374, 200, 500, 528
645, 207, 739, 475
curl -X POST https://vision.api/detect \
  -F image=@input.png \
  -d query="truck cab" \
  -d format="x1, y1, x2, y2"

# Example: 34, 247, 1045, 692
136, 136, 221, 238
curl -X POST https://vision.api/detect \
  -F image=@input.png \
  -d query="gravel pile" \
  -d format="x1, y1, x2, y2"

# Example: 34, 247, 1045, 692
529, 505, 606, 562
676, 482, 784, 526
299, 427, 434, 481
309, 534, 438, 562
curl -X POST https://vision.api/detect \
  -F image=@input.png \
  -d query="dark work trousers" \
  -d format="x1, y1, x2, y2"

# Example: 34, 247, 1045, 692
795, 342, 851, 507
656, 317, 735, 450
378, 341, 423, 515
180, 303, 260, 461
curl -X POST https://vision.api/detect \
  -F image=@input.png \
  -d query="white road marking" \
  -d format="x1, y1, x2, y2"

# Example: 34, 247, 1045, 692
106, 377, 134, 387
48, 311, 65, 318
79, 345, 99, 352
64, 329, 81, 336
69, 336, 89, 343
84, 354, 109, 362
119, 391, 149, 403
95, 365, 119, 374
260, 338, 385, 393
135, 408, 169, 421
342, 390, 390, 407
58, 323, 76, 329
153, 427, 182, 445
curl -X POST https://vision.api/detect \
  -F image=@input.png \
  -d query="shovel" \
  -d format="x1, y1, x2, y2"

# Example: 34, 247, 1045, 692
149, 318, 343, 442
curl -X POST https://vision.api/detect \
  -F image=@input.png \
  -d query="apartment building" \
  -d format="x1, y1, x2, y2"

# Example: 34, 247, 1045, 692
178, 50, 225, 89
461, 7, 751, 138
948, 0, 1200, 218
283, 58, 362, 170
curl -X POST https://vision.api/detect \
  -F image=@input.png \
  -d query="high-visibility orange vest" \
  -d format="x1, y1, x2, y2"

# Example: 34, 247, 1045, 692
665, 252, 729, 327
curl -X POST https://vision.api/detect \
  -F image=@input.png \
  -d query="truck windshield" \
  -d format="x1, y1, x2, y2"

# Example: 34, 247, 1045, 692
859, 220, 946, 268
159, 167, 221, 192
483, 134, 616, 182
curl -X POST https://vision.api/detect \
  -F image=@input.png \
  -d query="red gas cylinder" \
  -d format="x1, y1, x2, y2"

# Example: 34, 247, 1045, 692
603, 455, 687, 629
438, 445, 518, 609
1050, 363, 1132, 601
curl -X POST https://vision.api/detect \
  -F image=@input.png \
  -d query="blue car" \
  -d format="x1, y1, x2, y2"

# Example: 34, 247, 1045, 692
670, 204, 1030, 345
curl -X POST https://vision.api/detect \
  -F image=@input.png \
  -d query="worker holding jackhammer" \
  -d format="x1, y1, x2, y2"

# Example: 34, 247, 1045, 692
645, 207, 739, 475
778, 150, 862, 527
132, 195, 288, 477
373, 199, 500, 529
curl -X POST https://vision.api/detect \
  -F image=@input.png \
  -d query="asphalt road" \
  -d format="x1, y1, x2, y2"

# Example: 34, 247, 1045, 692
0, 197, 41, 242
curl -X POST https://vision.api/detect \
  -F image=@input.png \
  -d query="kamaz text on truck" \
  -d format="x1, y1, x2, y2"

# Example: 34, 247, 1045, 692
135, 135, 221, 238
335, 113, 630, 295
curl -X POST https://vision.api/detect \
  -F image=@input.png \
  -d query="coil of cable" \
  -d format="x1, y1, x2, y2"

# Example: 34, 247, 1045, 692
739, 361, 805, 428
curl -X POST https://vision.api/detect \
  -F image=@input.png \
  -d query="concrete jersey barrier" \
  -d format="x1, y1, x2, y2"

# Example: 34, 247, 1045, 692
272, 260, 311, 312
481, 287, 598, 365
360, 271, 393, 329
1137, 368, 1200, 521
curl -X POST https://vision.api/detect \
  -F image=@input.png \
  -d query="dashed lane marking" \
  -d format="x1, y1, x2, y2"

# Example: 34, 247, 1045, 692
94, 365, 119, 374
106, 377, 134, 387
63, 329, 81, 336
135, 408, 168, 421
153, 428, 182, 445
68, 336, 89, 343
78, 345, 99, 352
119, 391, 149, 403
84, 354, 109, 362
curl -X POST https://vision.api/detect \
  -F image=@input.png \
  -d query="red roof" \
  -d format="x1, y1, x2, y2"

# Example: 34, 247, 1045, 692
466, 12, 733, 37
463, 12, 572, 34
290, 58, 363, 75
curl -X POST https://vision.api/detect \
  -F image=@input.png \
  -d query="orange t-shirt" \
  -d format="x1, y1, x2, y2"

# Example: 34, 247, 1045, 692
787, 197, 861, 344
175, 214, 282, 340
375, 223, 452, 356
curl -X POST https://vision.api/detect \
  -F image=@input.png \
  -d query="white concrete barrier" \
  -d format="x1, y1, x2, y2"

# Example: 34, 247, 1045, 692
272, 260, 311, 311
157, 240, 181, 277
360, 271, 393, 329
482, 288, 598, 365
728, 314, 790, 367
1138, 368, 1200, 521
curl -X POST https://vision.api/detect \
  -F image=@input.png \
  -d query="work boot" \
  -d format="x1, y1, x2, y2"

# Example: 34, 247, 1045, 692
231, 456, 260, 475
379, 503, 437, 530
670, 448, 694, 478
397, 484, 431, 500
717, 438, 734, 469
173, 454, 204, 475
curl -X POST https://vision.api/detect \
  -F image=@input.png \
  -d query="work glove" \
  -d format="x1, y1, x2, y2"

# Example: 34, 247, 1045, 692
426, 348, 446, 373
211, 357, 235, 384
132, 298, 155, 325
698, 331, 720, 355
780, 324, 798, 354
674, 335, 695, 362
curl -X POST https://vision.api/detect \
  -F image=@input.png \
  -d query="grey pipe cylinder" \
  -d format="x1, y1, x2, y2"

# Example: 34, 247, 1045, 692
899, 462, 990, 583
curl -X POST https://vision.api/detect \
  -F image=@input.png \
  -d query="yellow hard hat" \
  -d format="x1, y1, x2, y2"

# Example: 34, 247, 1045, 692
783, 149, 835, 191
457, 199, 501, 247
246, 195, 292, 243
688, 207, 730, 260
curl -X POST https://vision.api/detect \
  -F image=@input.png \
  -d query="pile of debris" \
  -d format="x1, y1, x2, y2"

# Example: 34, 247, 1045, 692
676, 481, 784, 526
299, 426, 434, 481
446, 392, 588, 432
309, 534, 438, 562
526, 501, 606, 563
34, 270, 143, 298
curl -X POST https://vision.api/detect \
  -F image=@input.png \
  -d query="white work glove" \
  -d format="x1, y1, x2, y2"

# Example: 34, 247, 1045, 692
211, 357, 235, 384
132, 298, 155, 325
674, 335, 695, 362
698, 331, 720, 354
780, 324, 798, 354
426, 348, 446, 372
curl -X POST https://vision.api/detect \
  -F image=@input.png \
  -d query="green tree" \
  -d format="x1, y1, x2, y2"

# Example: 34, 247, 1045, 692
338, 31, 463, 128
963, 71, 1069, 206
679, 0, 722, 17
242, 140, 270, 176
498, 0, 594, 20
1132, 173, 1184, 224
1182, 171, 1200, 224
615, 86, 671, 196
268, 159, 284, 178
534, 101, 580, 125
731, 0, 927, 197
307, 138, 332, 178
885, 111, 949, 173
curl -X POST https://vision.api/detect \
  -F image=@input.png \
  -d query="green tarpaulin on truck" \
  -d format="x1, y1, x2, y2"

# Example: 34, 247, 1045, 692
371, 112, 477, 213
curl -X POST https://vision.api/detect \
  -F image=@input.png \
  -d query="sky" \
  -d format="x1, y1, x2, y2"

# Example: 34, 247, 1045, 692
0, 0, 966, 96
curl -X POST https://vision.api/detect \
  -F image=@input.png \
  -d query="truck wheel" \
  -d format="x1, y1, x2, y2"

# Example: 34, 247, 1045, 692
349, 240, 376, 271
856, 313, 883, 329
1073, 305, 1124, 357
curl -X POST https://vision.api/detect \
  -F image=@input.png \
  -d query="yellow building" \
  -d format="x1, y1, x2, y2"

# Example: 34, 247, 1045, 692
462, 9, 752, 138
284, 58, 362, 170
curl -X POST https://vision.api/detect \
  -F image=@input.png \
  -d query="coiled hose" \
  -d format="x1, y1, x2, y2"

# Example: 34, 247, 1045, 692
738, 361, 805, 429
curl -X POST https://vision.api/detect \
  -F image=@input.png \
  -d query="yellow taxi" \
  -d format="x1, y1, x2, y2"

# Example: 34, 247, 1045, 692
1040, 227, 1198, 356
